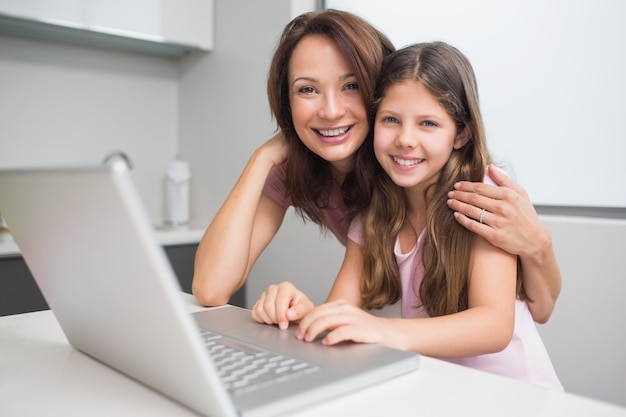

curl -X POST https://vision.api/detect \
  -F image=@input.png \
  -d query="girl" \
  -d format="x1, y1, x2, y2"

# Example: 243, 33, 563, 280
253, 42, 562, 390
192, 9, 561, 325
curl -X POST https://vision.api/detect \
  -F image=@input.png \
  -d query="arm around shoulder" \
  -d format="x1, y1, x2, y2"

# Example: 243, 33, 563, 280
519, 225, 562, 324
447, 164, 562, 323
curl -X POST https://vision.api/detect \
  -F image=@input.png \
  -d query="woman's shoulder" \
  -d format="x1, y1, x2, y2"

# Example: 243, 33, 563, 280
263, 163, 291, 207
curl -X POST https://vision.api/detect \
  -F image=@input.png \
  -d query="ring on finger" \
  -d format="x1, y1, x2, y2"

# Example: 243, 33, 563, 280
479, 208, 486, 224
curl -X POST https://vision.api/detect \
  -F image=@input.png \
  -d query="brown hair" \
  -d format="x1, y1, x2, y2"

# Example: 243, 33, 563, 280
359, 42, 527, 313
267, 9, 394, 227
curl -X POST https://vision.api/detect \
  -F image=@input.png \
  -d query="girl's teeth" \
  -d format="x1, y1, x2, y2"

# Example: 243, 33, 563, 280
393, 156, 420, 166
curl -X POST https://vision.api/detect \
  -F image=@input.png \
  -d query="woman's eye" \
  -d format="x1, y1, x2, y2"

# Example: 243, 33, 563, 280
345, 82, 359, 91
422, 120, 437, 127
298, 86, 316, 94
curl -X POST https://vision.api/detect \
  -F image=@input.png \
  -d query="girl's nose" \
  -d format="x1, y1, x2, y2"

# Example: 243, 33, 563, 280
395, 127, 418, 148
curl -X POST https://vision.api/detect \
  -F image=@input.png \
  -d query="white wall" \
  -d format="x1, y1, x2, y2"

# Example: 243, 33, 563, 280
326, 0, 626, 208
0, 35, 179, 223
178, 1, 285, 223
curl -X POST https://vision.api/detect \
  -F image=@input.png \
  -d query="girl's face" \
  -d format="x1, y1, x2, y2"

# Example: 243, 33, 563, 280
374, 80, 467, 194
288, 35, 369, 173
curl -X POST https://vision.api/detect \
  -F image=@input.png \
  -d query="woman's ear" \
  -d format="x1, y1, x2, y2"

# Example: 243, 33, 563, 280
453, 125, 471, 150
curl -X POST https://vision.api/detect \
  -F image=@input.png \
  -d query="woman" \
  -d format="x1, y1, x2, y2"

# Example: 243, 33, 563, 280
192, 9, 561, 323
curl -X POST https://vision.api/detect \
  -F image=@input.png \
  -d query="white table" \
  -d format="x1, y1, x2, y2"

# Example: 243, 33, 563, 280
1, 293, 625, 417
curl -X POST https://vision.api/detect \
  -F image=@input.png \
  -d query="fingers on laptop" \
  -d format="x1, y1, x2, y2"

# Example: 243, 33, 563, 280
251, 282, 313, 329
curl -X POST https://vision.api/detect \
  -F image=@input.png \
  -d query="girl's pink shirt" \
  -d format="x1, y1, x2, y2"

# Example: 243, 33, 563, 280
347, 172, 563, 391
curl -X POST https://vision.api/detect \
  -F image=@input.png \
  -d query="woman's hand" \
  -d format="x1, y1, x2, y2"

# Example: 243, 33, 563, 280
446, 164, 545, 259
446, 164, 561, 323
296, 300, 387, 346
257, 131, 289, 168
251, 282, 314, 330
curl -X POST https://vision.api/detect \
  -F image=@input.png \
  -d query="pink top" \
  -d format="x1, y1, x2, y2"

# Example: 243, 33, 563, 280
262, 164, 349, 245
347, 173, 563, 391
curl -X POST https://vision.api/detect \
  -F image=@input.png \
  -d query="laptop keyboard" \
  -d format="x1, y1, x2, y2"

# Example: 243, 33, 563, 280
199, 329, 320, 396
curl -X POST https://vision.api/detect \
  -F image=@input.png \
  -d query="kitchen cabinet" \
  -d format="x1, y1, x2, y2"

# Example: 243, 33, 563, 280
0, 255, 47, 316
0, 0, 214, 57
164, 243, 246, 308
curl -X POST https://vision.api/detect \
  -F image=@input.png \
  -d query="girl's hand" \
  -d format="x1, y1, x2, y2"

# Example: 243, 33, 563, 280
296, 300, 387, 346
251, 282, 314, 330
446, 164, 546, 259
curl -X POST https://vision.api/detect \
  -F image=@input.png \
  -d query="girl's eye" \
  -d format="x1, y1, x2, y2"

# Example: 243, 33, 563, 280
422, 120, 437, 127
345, 82, 359, 91
381, 116, 399, 124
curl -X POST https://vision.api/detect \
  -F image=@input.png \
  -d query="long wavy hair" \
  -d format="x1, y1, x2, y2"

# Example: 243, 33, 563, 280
267, 9, 395, 228
358, 42, 527, 314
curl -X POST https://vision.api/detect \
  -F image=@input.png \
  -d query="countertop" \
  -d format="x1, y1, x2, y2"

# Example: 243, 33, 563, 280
0, 221, 208, 257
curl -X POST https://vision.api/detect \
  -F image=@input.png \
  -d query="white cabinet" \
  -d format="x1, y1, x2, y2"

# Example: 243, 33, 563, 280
0, 0, 214, 57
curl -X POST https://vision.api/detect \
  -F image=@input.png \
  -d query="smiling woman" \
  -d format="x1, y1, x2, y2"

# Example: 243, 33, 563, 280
191, 9, 395, 307
288, 35, 369, 172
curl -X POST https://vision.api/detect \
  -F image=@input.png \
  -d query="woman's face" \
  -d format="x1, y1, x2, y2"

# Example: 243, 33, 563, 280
288, 35, 369, 171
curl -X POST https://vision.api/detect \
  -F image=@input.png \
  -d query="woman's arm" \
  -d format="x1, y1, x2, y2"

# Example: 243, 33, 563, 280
446, 164, 562, 323
192, 133, 288, 306
297, 237, 518, 358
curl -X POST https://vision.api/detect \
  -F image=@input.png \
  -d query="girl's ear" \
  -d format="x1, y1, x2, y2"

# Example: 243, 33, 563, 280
453, 125, 471, 150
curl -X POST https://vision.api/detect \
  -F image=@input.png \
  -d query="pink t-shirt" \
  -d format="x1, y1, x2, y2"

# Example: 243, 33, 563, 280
263, 164, 349, 245
347, 173, 563, 391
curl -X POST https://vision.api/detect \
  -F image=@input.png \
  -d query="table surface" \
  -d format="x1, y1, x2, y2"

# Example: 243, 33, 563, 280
1, 293, 625, 417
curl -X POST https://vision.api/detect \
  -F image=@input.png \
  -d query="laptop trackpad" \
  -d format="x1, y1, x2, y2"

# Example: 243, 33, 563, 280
192, 305, 394, 372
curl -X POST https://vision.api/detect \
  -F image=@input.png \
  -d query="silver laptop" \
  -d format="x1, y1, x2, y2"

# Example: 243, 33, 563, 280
0, 162, 419, 417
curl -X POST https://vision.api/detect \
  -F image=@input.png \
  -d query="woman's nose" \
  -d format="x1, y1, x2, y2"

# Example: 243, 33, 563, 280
318, 91, 345, 120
